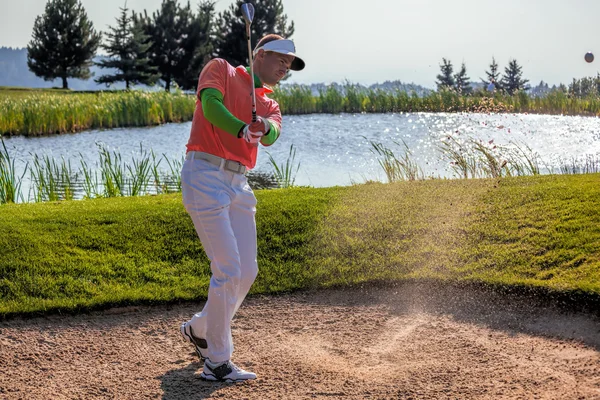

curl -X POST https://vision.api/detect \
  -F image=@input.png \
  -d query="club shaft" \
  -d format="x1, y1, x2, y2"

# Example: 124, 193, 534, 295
246, 24, 257, 122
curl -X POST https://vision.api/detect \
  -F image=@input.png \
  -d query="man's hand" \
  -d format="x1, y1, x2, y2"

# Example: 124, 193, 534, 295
240, 116, 270, 145
247, 116, 269, 135
240, 125, 264, 145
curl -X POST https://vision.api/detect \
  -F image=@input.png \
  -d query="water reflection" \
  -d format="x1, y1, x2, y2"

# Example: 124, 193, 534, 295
2, 112, 599, 199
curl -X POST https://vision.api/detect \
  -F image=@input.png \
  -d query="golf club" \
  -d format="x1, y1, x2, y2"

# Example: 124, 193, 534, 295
241, 3, 257, 123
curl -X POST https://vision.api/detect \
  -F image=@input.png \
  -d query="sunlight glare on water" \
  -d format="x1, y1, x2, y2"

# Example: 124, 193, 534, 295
3, 112, 600, 189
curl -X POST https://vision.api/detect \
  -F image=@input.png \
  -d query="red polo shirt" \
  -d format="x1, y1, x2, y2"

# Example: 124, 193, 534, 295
186, 58, 282, 169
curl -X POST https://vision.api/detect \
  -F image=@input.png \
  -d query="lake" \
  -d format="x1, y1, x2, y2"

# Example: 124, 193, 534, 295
3, 112, 600, 196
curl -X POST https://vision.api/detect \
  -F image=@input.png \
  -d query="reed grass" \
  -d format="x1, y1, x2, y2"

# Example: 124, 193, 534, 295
436, 136, 479, 179
271, 85, 600, 116
437, 137, 548, 179
1, 132, 598, 206
557, 154, 600, 175
266, 144, 301, 188
79, 156, 100, 199
29, 153, 76, 202
162, 154, 184, 193
369, 139, 423, 182
0, 138, 26, 204
0, 90, 195, 137
0, 141, 279, 204
4, 87, 600, 139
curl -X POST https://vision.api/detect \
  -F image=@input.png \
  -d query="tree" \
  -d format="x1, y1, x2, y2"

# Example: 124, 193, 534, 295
95, 5, 160, 89
27, 0, 101, 89
176, 1, 216, 90
500, 59, 529, 95
482, 57, 501, 88
214, 0, 295, 69
568, 75, 600, 98
454, 62, 472, 94
436, 58, 455, 90
137, 0, 215, 91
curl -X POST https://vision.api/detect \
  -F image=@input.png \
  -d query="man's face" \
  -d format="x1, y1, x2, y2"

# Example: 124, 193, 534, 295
257, 50, 294, 86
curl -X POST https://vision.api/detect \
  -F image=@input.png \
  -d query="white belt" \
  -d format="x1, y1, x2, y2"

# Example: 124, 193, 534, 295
186, 151, 247, 174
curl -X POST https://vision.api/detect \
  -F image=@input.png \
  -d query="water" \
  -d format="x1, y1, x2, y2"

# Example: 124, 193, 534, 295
3, 112, 600, 194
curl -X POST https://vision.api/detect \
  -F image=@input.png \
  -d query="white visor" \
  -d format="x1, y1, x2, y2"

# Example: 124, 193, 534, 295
253, 39, 305, 71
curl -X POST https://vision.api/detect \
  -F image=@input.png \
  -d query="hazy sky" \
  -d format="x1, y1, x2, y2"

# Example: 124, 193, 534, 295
1, 0, 599, 88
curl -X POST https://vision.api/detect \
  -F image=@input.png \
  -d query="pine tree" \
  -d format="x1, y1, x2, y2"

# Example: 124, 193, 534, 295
482, 57, 501, 88
95, 6, 160, 89
214, 0, 295, 69
137, 0, 215, 91
27, 0, 101, 89
436, 58, 455, 90
500, 59, 529, 95
454, 62, 472, 95
175, 1, 216, 90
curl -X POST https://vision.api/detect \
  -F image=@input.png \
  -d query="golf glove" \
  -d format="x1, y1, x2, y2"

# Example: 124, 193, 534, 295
240, 116, 269, 145
240, 125, 263, 145
247, 116, 269, 134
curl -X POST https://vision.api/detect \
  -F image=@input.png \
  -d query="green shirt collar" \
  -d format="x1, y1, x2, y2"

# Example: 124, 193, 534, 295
245, 67, 263, 88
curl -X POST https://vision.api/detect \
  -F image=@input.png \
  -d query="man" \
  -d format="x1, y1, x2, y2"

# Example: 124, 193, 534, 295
179, 34, 305, 382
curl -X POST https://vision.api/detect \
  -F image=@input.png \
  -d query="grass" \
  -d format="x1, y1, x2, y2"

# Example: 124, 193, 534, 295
369, 139, 423, 182
4, 85, 600, 137
0, 88, 195, 136
266, 144, 301, 188
0, 140, 276, 204
1, 174, 599, 317
0, 139, 26, 203
272, 85, 600, 116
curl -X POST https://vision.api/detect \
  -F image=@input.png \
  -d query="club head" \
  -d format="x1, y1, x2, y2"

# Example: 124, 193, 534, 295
241, 3, 255, 24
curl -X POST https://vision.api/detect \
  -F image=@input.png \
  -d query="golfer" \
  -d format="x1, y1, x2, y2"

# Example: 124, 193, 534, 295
179, 34, 305, 382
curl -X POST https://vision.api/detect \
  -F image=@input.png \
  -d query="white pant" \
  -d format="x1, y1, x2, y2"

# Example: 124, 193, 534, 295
181, 155, 258, 363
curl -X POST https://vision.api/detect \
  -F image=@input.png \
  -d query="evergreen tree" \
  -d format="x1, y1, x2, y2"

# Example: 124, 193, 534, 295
482, 57, 501, 88
137, 0, 215, 91
214, 0, 295, 69
454, 62, 472, 94
27, 0, 101, 89
500, 59, 529, 95
436, 58, 455, 90
95, 5, 160, 89
175, 1, 216, 90
568, 76, 600, 98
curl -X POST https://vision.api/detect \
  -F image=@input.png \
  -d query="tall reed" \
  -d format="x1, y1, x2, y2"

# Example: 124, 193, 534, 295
163, 154, 184, 193
126, 145, 152, 196
266, 144, 301, 188
557, 154, 600, 175
0, 90, 196, 137
79, 156, 100, 199
30, 153, 76, 202
436, 136, 479, 179
0, 138, 26, 204
98, 144, 125, 197
369, 140, 423, 182
271, 84, 600, 117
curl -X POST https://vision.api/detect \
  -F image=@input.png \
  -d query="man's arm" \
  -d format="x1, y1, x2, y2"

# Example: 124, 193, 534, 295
200, 88, 246, 138
260, 103, 282, 146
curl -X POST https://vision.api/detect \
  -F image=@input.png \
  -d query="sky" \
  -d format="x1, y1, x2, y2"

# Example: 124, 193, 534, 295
1, 0, 600, 88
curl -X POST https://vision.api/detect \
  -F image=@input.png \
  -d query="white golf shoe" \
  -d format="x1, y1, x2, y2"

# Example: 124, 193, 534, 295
180, 321, 208, 361
200, 359, 257, 382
